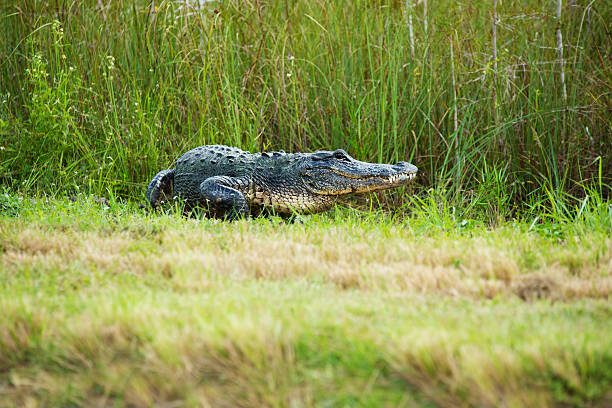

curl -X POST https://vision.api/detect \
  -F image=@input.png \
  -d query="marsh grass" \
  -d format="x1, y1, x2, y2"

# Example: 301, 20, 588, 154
0, 0, 610, 214
1, 193, 611, 406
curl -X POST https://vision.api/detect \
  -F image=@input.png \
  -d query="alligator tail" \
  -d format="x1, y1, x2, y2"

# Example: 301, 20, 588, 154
146, 169, 175, 208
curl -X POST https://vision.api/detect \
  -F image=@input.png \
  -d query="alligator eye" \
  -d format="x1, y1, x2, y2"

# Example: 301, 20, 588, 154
333, 150, 350, 161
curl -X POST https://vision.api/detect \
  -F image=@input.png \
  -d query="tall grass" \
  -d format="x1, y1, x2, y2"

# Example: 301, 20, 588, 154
0, 0, 610, 215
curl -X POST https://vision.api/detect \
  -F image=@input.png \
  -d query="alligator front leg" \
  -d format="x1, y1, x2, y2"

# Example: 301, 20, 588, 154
200, 176, 249, 220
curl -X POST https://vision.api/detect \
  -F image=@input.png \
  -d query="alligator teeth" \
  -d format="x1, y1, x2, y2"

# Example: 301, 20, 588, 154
388, 174, 402, 183
386, 173, 416, 184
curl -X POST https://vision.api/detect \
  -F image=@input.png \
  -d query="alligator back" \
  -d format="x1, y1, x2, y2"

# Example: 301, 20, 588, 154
173, 145, 257, 203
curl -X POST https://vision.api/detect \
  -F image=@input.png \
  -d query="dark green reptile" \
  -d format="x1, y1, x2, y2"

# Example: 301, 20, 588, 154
146, 145, 418, 219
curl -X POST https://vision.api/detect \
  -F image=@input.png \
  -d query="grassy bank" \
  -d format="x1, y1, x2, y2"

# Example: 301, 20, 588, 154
1, 193, 611, 406
1, 0, 611, 210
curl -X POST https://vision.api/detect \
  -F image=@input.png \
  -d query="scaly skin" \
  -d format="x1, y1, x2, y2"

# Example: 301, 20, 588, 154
146, 145, 418, 219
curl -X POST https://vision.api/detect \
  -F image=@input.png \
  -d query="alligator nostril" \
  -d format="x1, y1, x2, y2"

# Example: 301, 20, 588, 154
392, 162, 418, 174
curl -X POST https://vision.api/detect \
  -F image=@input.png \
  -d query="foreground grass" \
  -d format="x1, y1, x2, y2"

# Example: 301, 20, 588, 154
1, 195, 611, 407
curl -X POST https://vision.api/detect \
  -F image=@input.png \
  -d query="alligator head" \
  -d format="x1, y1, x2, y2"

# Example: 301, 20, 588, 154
301, 149, 418, 195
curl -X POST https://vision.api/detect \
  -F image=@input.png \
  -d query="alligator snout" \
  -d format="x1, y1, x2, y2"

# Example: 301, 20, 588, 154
393, 162, 418, 174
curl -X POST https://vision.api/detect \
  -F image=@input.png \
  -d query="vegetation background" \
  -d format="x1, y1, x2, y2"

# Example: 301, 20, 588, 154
1, 0, 610, 219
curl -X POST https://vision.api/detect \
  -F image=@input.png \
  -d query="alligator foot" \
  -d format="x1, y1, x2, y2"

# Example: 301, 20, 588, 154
199, 176, 249, 221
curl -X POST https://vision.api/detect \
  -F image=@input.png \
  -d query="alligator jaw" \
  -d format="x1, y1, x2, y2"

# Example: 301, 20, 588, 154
345, 171, 417, 194
302, 162, 418, 196
384, 172, 417, 185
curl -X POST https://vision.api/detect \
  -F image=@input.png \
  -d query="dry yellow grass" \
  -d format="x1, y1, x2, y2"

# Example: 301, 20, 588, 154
3, 220, 611, 301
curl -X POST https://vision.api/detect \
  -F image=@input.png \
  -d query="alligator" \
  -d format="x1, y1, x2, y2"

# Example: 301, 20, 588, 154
146, 145, 418, 219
